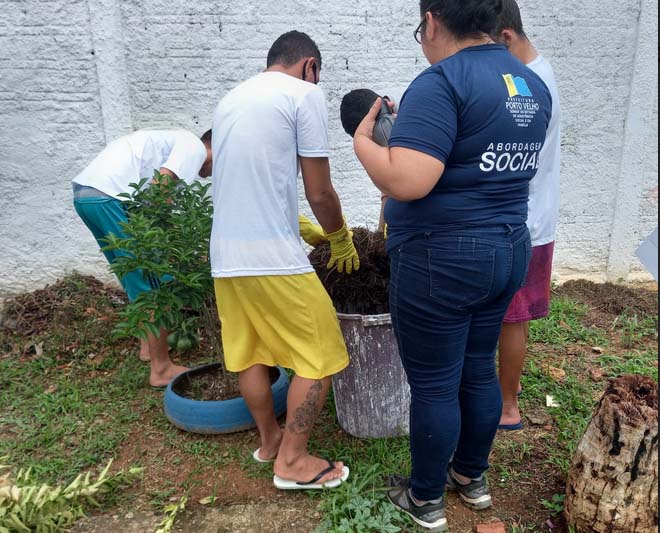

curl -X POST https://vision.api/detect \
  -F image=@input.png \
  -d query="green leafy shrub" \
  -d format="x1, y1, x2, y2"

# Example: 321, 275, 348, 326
103, 173, 222, 363
315, 467, 409, 533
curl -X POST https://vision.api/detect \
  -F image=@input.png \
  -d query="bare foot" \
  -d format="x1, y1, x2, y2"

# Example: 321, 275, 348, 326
258, 430, 283, 462
139, 340, 151, 363
500, 402, 522, 427
150, 364, 189, 388
274, 454, 345, 484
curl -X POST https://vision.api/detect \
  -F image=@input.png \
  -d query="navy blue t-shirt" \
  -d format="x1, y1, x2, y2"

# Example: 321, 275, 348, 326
385, 44, 552, 251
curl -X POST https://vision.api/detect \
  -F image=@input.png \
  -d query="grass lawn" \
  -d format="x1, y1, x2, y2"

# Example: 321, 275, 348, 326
0, 274, 657, 532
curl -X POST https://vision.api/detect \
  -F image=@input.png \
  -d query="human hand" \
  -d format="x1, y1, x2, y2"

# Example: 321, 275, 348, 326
354, 98, 384, 141
299, 215, 326, 247
325, 221, 360, 274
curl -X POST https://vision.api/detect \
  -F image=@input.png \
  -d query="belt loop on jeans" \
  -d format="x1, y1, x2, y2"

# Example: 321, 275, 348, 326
506, 224, 514, 235
424, 232, 432, 240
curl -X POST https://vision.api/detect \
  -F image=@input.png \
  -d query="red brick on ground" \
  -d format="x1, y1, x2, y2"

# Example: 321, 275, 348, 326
474, 522, 507, 533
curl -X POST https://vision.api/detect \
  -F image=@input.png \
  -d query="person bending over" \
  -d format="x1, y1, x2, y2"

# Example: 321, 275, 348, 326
72, 129, 213, 387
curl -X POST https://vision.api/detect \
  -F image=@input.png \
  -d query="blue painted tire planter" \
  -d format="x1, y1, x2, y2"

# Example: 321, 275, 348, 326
164, 363, 290, 435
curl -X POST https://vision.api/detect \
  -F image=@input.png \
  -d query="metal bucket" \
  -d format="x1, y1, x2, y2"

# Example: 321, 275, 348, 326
333, 313, 410, 439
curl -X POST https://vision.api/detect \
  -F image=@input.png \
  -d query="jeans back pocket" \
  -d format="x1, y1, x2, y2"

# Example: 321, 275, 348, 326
428, 247, 496, 311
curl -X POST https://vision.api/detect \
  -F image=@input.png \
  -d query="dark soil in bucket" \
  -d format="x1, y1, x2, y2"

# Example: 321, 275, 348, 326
173, 365, 280, 402
309, 228, 389, 315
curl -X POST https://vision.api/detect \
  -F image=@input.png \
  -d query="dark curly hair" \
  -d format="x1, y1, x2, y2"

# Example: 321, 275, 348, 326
419, 0, 504, 39
340, 89, 381, 138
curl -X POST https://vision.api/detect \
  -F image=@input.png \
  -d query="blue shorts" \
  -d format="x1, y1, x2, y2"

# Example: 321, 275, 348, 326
73, 186, 158, 302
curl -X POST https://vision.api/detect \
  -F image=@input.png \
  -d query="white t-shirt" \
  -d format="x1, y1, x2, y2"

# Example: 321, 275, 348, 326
527, 56, 562, 247
73, 130, 207, 200
210, 72, 330, 278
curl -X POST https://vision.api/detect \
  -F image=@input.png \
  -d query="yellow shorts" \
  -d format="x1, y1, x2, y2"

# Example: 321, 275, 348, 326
214, 273, 349, 380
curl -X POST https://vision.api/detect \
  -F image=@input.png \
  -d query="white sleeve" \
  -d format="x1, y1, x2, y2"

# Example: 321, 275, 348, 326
161, 135, 207, 185
296, 88, 331, 158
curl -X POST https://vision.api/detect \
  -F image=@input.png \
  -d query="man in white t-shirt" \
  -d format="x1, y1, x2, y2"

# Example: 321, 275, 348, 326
72, 129, 213, 387
492, 0, 562, 430
211, 31, 358, 490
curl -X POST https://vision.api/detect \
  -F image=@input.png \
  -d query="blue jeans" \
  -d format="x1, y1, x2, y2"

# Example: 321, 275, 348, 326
389, 224, 532, 501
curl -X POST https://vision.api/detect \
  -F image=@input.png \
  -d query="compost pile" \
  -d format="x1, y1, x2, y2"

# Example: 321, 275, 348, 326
309, 227, 389, 315
556, 280, 658, 317
0, 275, 126, 336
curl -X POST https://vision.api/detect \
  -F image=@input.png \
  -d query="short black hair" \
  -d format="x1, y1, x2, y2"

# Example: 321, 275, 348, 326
200, 129, 212, 146
492, 0, 527, 39
340, 89, 381, 138
419, 0, 503, 39
266, 31, 322, 69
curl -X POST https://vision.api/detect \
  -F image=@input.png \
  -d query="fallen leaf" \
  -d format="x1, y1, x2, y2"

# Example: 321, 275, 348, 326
590, 368, 605, 381
44, 385, 58, 395
592, 346, 605, 355
527, 413, 552, 427
544, 425, 553, 431
34, 342, 44, 357
547, 366, 567, 382
198, 496, 218, 506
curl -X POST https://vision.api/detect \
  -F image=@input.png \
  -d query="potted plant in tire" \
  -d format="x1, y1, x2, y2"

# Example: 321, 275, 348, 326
309, 228, 410, 439
105, 173, 289, 434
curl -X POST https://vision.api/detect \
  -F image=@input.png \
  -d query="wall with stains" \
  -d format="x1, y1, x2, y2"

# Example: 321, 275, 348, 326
0, 0, 657, 295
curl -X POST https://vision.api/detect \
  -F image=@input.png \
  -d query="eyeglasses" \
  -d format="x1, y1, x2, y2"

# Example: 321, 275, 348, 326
414, 12, 440, 44
414, 20, 425, 44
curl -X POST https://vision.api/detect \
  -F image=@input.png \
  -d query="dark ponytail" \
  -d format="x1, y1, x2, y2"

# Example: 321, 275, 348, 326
419, 0, 504, 38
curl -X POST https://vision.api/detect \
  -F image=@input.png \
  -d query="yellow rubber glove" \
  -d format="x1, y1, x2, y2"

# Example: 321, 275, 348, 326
325, 221, 360, 274
299, 215, 326, 247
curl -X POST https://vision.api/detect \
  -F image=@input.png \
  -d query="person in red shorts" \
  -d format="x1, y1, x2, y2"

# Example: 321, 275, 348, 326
492, 0, 562, 430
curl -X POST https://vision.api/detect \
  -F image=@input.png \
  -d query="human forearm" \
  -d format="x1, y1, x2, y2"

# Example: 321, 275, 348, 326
307, 189, 344, 235
379, 195, 388, 232
353, 99, 446, 202
300, 157, 344, 234
354, 135, 407, 200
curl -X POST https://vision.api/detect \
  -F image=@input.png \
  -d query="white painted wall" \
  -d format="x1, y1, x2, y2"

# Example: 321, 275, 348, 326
1, 0, 657, 295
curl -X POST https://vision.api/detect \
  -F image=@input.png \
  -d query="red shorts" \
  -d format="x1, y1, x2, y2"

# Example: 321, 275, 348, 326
504, 241, 555, 324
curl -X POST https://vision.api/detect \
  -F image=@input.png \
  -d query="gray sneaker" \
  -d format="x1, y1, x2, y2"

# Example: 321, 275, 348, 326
387, 476, 448, 531
446, 469, 493, 510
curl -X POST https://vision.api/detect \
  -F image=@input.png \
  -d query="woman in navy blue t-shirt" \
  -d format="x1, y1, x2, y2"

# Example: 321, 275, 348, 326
353, 0, 552, 530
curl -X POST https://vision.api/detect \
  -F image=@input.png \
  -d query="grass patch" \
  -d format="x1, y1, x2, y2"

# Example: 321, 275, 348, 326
529, 296, 607, 347
0, 347, 146, 483
0, 275, 657, 533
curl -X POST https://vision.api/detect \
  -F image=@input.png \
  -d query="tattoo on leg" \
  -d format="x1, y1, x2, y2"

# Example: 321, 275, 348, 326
287, 381, 324, 435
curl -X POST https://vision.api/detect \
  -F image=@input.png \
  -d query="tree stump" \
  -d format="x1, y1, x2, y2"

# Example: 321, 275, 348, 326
565, 375, 658, 532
